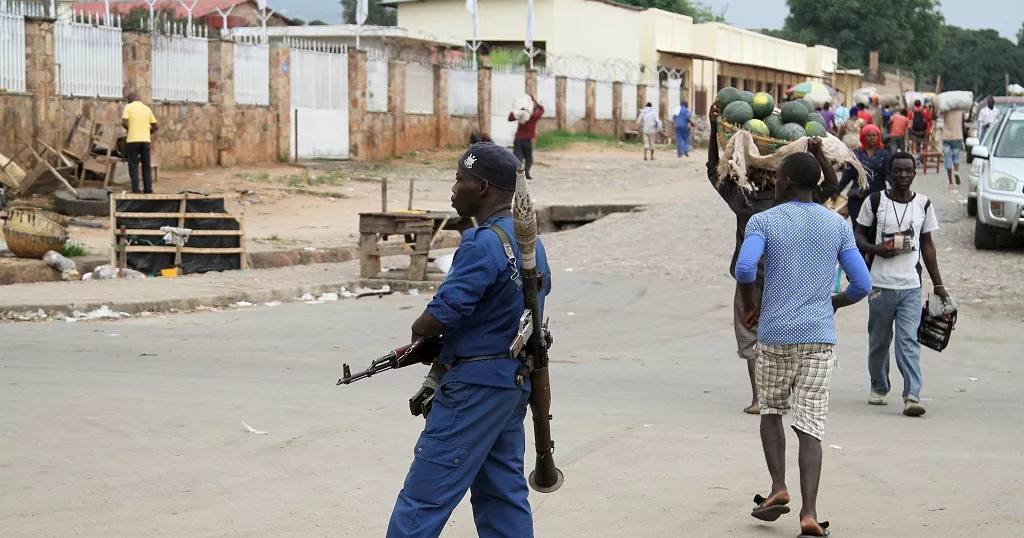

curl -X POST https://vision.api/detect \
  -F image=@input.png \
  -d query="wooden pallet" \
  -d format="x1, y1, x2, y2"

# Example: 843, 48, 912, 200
109, 193, 247, 273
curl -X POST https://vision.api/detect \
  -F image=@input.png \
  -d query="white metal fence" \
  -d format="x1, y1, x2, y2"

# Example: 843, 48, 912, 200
667, 77, 682, 114
447, 67, 477, 116
287, 39, 347, 110
537, 73, 556, 118
621, 83, 637, 123
54, 11, 122, 97
566, 78, 586, 125
491, 68, 526, 147
404, 62, 434, 114
595, 81, 613, 120
366, 48, 388, 112
152, 24, 209, 103
233, 36, 269, 106
0, 6, 26, 93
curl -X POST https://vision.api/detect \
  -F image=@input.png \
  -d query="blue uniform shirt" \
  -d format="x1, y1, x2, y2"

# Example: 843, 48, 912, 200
427, 215, 551, 390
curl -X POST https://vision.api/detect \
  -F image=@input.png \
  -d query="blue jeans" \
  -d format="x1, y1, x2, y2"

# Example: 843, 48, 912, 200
943, 139, 963, 170
675, 127, 690, 156
867, 287, 923, 402
388, 379, 533, 538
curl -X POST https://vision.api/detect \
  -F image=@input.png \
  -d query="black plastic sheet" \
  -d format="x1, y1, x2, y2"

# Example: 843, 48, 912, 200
115, 197, 241, 275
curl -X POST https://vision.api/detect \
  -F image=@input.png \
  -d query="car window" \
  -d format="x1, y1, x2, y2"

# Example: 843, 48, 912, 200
994, 120, 1024, 158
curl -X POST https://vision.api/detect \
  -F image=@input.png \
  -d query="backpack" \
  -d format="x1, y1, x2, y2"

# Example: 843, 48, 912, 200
911, 109, 928, 132
861, 191, 932, 273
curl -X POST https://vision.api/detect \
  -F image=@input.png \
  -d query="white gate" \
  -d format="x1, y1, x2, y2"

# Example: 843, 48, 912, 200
54, 10, 122, 97
0, 5, 26, 93
490, 68, 526, 148
287, 39, 349, 160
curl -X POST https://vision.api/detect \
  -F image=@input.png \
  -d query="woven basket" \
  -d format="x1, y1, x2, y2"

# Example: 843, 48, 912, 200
717, 120, 793, 156
8, 205, 70, 227
2, 208, 68, 259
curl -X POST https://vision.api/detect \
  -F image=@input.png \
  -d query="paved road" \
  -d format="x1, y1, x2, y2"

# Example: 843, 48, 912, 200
2, 272, 1021, 537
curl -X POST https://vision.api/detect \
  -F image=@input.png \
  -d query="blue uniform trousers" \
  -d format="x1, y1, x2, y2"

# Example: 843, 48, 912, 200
387, 379, 533, 538
675, 127, 691, 156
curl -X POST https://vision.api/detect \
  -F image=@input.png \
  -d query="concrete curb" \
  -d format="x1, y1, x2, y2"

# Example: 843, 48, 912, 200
1, 278, 441, 320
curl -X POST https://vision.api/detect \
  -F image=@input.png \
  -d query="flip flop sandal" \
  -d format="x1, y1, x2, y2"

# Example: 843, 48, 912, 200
743, 405, 760, 415
798, 520, 830, 537
750, 494, 791, 522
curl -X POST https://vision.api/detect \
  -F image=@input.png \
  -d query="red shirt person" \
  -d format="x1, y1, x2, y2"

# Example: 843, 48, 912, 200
508, 97, 544, 179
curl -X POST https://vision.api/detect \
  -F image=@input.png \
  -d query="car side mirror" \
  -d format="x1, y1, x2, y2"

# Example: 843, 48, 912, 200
971, 145, 990, 160
965, 137, 980, 148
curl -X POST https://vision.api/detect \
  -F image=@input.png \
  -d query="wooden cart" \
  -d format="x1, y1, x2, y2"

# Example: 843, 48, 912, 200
358, 211, 475, 280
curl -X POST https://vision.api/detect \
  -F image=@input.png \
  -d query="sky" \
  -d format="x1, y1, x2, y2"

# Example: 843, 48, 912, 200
270, 0, 1021, 42
701, 0, 1020, 42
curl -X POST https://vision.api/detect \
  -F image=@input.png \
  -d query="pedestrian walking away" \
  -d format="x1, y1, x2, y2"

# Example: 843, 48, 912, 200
708, 107, 840, 416
637, 102, 662, 160
854, 151, 948, 417
909, 100, 932, 154
509, 96, 544, 180
941, 107, 968, 186
888, 109, 911, 153
672, 100, 695, 157
735, 151, 872, 538
121, 91, 158, 194
387, 142, 552, 538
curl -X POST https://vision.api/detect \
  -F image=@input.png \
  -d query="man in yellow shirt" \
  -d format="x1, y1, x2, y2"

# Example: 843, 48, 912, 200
121, 92, 158, 193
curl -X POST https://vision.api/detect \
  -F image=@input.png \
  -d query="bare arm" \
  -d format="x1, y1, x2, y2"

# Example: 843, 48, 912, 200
411, 309, 446, 344
121, 119, 129, 130
920, 232, 948, 298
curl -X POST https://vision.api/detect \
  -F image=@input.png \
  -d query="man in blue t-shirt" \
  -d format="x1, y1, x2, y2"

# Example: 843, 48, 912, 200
735, 152, 872, 538
388, 143, 551, 538
672, 100, 695, 157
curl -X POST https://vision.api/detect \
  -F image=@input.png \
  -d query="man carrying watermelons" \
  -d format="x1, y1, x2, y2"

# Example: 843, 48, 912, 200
707, 104, 840, 415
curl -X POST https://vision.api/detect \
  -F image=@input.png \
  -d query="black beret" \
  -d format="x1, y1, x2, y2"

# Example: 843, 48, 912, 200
458, 142, 520, 191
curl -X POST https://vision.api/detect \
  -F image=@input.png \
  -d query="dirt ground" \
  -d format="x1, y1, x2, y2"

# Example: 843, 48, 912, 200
53, 142, 688, 256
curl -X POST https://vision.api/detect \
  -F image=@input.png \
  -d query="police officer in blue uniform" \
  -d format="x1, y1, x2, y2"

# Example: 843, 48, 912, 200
387, 143, 552, 538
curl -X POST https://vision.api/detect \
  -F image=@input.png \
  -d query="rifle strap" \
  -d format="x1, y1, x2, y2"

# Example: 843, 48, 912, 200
488, 224, 523, 291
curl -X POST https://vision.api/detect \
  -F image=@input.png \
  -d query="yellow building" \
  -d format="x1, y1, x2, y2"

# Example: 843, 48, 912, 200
384, 0, 848, 112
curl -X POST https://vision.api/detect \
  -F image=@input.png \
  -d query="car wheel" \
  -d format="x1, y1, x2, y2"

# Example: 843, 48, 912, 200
974, 219, 1000, 250
967, 198, 977, 217
54, 188, 111, 217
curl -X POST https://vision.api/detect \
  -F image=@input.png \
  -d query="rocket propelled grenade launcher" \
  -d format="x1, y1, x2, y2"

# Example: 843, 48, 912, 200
512, 162, 564, 494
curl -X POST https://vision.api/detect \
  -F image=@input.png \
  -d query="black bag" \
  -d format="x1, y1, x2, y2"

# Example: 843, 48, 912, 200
911, 110, 928, 133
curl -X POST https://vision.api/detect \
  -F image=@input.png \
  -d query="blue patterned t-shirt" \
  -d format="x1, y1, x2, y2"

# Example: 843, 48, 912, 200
737, 201, 867, 345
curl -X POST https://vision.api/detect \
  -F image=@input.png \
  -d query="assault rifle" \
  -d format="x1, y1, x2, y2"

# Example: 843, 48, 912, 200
336, 336, 443, 385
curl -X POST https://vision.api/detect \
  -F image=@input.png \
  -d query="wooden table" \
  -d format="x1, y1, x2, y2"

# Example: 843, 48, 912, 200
358, 211, 475, 280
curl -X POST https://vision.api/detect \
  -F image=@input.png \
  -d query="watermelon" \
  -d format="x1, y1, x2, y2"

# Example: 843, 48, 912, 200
780, 102, 809, 125
805, 112, 826, 128
804, 121, 828, 138
764, 115, 784, 137
743, 119, 770, 137
723, 101, 754, 125
739, 90, 754, 105
750, 92, 776, 119
796, 98, 815, 114
715, 87, 743, 108
777, 123, 807, 141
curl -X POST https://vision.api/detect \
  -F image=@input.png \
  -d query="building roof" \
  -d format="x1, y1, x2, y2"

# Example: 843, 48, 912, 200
232, 24, 467, 48
72, 1, 294, 24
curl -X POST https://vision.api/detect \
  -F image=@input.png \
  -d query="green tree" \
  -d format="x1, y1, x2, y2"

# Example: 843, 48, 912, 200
121, 5, 188, 32
1017, 22, 1024, 47
918, 26, 1024, 96
776, 0, 944, 71
341, 0, 397, 26
617, 0, 726, 23
309, 20, 329, 26
290, 17, 306, 25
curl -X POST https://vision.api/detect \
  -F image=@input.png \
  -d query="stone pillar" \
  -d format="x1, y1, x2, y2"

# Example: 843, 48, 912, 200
208, 39, 237, 167
269, 45, 291, 162
525, 68, 538, 97
659, 82, 669, 126
636, 83, 647, 119
434, 63, 448, 148
585, 79, 596, 132
122, 31, 151, 102
388, 60, 406, 156
24, 20, 56, 148
347, 49, 368, 160
555, 76, 567, 131
612, 81, 622, 139
477, 66, 491, 137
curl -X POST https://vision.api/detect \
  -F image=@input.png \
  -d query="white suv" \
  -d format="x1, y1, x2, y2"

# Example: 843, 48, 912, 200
969, 105, 1024, 249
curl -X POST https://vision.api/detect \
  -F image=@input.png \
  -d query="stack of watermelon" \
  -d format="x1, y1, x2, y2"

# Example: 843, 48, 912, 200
716, 87, 829, 148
